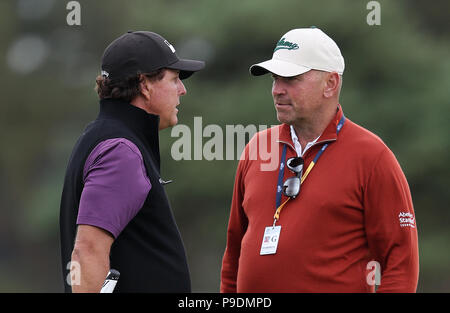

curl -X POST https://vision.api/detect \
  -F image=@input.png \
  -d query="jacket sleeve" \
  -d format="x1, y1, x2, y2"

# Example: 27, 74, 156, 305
363, 148, 419, 292
220, 154, 249, 293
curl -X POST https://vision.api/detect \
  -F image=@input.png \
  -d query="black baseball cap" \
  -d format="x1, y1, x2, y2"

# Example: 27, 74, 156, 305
101, 31, 205, 80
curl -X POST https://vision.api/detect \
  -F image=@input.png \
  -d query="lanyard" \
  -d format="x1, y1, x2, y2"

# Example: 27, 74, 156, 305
274, 115, 346, 225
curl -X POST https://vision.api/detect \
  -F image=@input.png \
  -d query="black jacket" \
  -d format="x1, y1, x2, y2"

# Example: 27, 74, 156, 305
59, 98, 191, 292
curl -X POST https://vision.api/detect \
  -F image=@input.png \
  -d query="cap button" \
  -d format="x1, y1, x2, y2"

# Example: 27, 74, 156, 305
127, 30, 134, 33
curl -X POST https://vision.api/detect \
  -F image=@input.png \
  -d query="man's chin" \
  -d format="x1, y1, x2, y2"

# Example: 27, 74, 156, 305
276, 114, 292, 125
158, 116, 179, 130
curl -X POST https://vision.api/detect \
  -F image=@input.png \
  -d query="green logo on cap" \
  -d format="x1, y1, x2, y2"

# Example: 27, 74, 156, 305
274, 38, 299, 52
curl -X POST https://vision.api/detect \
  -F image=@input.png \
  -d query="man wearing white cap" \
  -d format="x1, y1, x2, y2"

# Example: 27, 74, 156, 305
221, 27, 419, 292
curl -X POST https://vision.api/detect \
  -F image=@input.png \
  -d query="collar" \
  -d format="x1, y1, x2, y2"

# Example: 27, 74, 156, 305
278, 104, 345, 151
289, 125, 320, 157
98, 98, 161, 166
98, 98, 160, 134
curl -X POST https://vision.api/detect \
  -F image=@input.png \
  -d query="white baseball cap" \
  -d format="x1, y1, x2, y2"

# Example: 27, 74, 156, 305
250, 27, 345, 77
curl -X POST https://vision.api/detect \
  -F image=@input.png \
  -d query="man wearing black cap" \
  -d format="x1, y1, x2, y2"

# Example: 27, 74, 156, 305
60, 31, 204, 292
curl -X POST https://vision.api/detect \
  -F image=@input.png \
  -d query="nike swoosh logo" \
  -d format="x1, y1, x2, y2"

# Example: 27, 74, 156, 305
159, 178, 173, 185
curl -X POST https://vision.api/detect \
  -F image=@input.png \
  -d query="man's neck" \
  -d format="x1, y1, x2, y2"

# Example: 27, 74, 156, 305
292, 104, 338, 150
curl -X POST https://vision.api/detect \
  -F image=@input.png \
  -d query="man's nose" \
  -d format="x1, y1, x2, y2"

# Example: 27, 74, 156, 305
179, 79, 187, 96
272, 80, 285, 97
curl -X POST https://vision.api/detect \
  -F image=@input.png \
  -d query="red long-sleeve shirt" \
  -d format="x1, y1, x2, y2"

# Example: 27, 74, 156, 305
220, 107, 419, 293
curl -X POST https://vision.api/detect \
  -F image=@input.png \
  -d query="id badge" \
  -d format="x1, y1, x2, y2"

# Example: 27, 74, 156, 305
260, 226, 281, 255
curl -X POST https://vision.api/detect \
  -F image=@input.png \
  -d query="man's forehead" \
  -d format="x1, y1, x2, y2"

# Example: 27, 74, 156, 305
166, 68, 180, 75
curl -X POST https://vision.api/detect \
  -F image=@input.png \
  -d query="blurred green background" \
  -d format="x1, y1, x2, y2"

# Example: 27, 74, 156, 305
0, 0, 449, 292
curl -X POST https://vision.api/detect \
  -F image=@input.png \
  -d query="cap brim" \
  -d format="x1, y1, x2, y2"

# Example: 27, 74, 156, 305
250, 59, 311, 77
167, 59, 205, 80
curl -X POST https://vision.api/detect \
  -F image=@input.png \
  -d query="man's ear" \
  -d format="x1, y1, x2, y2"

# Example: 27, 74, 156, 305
323, 72, 340, 98
139, 75, 152, 101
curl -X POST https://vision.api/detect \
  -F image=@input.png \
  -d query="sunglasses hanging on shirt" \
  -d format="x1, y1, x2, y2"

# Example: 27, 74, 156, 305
282, 157, 304, 198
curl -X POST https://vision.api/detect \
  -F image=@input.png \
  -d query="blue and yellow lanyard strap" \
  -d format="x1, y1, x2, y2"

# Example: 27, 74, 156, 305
274, 115, 346, 225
